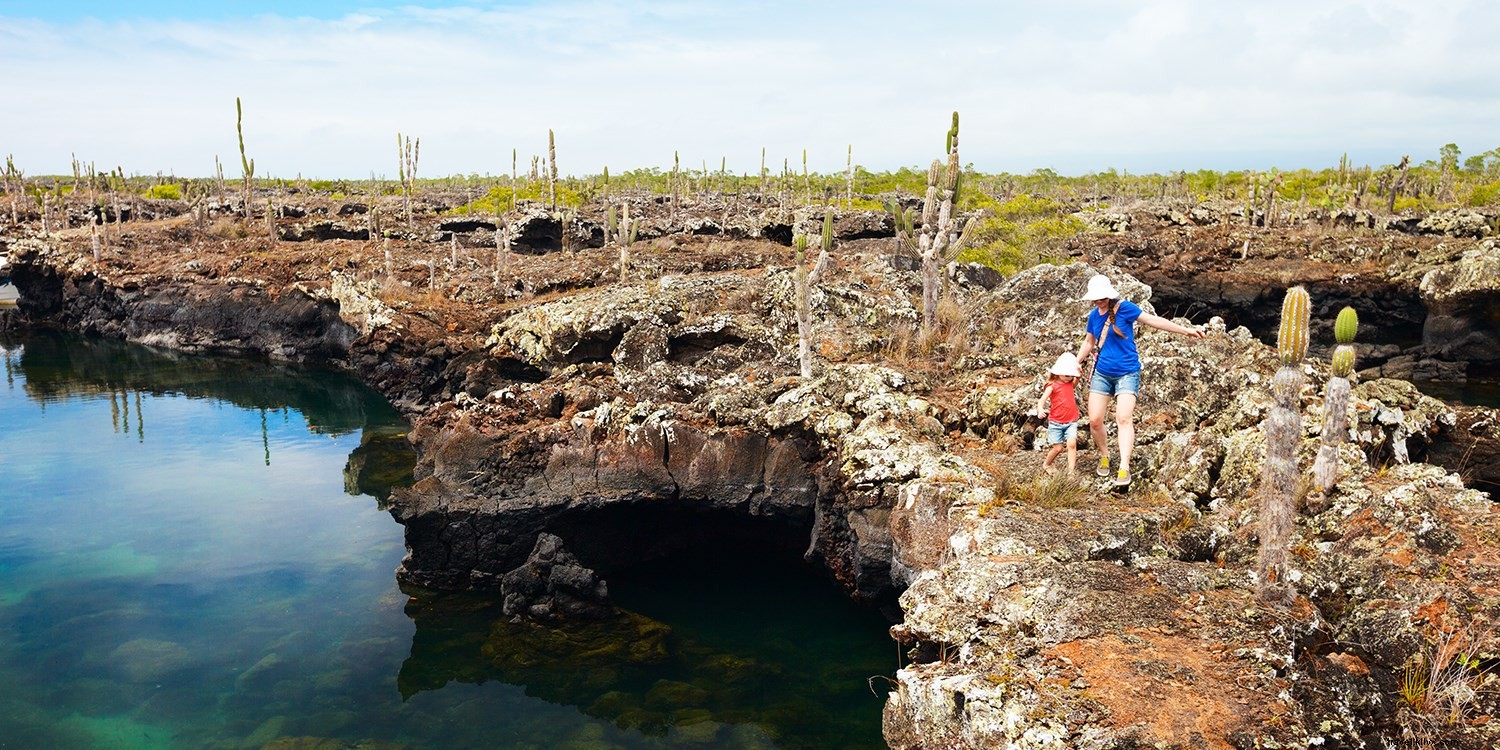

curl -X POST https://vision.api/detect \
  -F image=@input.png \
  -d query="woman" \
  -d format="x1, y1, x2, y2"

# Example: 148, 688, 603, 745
1074, 274, 1204, 487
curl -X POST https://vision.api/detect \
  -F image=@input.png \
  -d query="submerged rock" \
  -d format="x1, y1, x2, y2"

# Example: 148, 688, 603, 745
501, 533, 615, 623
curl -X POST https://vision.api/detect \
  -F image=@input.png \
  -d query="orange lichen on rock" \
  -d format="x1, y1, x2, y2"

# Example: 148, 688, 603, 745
1051, 630, 1280, 750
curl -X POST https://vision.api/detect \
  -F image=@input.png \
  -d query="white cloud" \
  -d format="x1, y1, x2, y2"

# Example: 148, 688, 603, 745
2, 0, 1497, 177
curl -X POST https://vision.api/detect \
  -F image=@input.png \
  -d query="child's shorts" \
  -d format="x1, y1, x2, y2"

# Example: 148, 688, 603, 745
1047, 420, 1077, 445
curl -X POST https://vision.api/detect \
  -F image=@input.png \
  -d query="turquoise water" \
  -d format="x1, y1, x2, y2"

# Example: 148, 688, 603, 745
0, 332, 892, 749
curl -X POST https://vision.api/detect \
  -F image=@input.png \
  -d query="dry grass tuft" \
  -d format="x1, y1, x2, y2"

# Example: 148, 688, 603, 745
208, 218, 249, 239
1397, 623, 1496, 749
993, 471, 1091, 510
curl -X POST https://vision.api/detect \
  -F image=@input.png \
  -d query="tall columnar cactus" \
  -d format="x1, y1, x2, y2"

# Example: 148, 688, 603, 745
1312, 307, 1359, 496
1257, 286, 1310, 604
760, 147, 766, 194
6, 155, 24, 226
236, 97, 255, 222
793, 232, 814, 378
917, 111, 975, 339
617, 203, 637, 284
845, 144, 854, 209
813, 208, 833, 278
398, 132, 419, 223
547, 129, 558, 211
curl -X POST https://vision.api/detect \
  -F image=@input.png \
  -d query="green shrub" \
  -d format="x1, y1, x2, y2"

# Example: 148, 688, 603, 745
1465, 183, 1500, 207
955, 192, 1083, 276
146, 183, 182, 200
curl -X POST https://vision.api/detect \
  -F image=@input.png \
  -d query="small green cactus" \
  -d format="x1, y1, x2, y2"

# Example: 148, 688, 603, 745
1334, 306, 1358, 344
1312, 306, 1360, 498
1330, 346, 1356, 378
1277, 286, 1310, 365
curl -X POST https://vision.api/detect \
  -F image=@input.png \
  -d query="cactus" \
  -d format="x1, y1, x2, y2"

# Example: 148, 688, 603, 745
236, 97, 255, 222
793, 232, 814, 378
1312, 307, 1359, 497
1330, 347, 1356, 378
547, 129, 557, 211
1256, 286, 1310, 604
845, 144, 854, 209
813, 208, 833, 278
1334, 306, 1358, 345
917, 111, 975, 339
398, 132, 419, 224
617, 203, 636, 284
1276, 285, 1310, 364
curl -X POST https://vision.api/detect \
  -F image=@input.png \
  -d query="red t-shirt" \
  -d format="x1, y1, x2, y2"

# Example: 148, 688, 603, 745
1047, 379, 1079, 423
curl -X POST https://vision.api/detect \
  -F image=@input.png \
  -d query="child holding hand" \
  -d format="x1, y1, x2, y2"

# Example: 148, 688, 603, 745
1036, 353, 1082, 476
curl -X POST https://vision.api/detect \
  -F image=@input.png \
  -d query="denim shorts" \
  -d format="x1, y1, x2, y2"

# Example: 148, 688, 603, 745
1089, 369, 1141, 396
1046, 420, 1078, 445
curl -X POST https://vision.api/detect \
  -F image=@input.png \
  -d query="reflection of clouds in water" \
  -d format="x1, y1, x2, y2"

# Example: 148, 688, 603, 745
1, 333, 412, 591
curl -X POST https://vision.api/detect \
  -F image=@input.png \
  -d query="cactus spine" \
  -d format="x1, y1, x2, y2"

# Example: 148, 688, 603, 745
1257, 286, 1310, 604
1312, 307, 1359, 496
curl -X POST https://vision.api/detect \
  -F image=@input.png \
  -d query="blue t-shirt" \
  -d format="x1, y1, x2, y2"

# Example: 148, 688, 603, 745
1087, 300, 1143, 376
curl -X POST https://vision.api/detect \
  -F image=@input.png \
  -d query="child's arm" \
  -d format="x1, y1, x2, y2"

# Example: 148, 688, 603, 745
1035, 382, 1052, 419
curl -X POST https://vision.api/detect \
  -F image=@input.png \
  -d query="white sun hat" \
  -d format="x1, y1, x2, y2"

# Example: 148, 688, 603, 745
1049, 352, 1081, 377
1081, 274, 1119, 301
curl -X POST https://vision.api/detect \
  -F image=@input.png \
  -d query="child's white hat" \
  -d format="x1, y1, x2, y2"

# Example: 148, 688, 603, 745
1049, 352, 1081, 377
1081, 274, 1119, 301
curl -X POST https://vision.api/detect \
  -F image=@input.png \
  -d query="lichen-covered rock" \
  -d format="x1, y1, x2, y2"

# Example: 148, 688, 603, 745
1416, 209, 1493, 238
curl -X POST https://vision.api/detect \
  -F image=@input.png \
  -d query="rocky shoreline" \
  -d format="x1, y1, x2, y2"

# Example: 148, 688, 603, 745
4, 195, 1499, 748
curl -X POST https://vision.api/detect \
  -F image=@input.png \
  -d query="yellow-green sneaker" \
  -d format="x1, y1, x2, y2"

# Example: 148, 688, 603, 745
1096, 457, 1111, 478
1114, 468, 1132, 487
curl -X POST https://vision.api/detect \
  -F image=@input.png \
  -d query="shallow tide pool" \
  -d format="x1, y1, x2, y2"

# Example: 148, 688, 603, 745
0, 332, 892, 750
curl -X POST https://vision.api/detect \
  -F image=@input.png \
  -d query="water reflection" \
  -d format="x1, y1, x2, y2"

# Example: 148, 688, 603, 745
398, 548, 894, 750
0, 331, 891, 749
1, 330, 415, 499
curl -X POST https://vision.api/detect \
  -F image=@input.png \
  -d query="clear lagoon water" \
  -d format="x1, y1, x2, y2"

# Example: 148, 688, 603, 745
0, 331, 892, 750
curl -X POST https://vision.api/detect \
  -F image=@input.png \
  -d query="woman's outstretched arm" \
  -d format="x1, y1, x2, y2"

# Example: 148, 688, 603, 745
1138, 313, 1205, 338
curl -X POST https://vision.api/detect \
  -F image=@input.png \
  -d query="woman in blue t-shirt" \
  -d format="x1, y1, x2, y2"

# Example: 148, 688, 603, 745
1074, 274, 1204, 487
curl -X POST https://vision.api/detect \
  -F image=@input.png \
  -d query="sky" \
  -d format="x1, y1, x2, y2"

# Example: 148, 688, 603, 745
2, 0, 1498, 179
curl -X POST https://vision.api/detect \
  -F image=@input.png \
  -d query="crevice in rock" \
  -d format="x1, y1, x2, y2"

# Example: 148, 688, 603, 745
439, 219, 497, 234
546, 502, 815, 577
564, 326, 626, 365
493, 357, 549, 383
667, 330, 746, 364
762, 223, 793, 246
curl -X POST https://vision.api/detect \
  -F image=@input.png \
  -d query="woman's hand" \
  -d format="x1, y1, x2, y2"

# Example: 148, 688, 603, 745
1140, 313, 1205, 339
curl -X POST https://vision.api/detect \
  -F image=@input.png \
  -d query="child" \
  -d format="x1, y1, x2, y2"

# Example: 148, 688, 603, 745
1036, 352, 1082, 476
